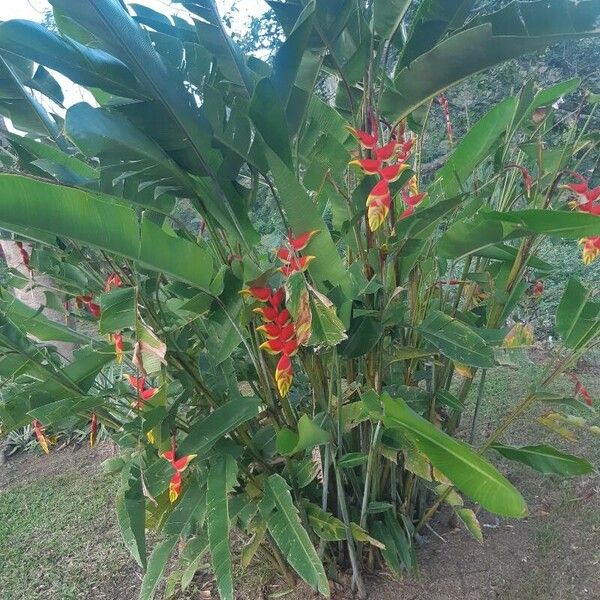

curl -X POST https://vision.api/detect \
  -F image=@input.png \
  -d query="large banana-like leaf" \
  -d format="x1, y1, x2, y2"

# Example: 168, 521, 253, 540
492, 444, 593, 475
207, 455, 238, 600
0, 290, 90, 344
259, 474, 330, 597
139, 536, 178, 600
382, 394, 528, 517
116, 464, 147, 570
0, 174, 214, 290
556, 278, 600, 350
381, 0, 600, 121
0, 19, 142, 98
0, 54, 63, 141
418, 310, 495, 368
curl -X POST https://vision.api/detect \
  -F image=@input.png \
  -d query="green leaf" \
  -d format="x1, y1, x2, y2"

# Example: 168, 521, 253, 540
382, 394, 527, 517
483, 210, 600, 239
250, 78, 293, 169
0, 19, 141, 98
276, 414, 331, 456
207, 455, 238, 600
433, 97, 517, 199
99, 287, 136, 335
341, 316, 383, 359
491, 444, 593, 476
309, 293, 347, 347
116, 465, 146, 570
373, 0, 411, 39
0, 175, 214, 290
338, 452, 369, 469
179, 398, 262, 456
0, 291, 89, 344
259, 474, 329, 596
456, 508, 483, 543
139, 536, 178, 600
163, 474, 206, 536
556, 278, 600, 349
419, 310, 495, 368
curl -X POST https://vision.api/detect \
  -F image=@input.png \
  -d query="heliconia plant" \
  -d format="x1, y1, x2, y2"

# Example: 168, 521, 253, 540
0, 1, 599, 599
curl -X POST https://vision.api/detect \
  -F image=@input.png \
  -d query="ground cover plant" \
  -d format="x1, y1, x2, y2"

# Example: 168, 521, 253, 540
0, 1, 599, 598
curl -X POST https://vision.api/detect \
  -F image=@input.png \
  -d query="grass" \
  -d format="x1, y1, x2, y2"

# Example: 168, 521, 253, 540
0, 469, 136, 600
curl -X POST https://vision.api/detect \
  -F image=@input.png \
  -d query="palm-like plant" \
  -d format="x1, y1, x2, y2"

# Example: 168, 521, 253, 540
0, 1, 599, 598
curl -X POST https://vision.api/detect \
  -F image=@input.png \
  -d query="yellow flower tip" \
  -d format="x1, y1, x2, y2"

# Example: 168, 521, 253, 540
146, 430, 155, 445
169, 488, 179, 503
277, 377, 292, 398
368, 205, 388, 232
259, 341, 279, 355
303, 255, 316, 268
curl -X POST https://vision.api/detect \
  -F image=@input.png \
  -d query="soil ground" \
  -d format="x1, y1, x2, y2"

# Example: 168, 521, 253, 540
1, 352, 599, 599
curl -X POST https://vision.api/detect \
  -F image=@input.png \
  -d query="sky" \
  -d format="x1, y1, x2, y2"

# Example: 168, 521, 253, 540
0, 0, 265, 25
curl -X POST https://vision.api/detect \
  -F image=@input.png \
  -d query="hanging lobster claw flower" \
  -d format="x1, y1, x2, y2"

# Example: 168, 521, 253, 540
399, 206, 414, 220
345, 125, 378, 149
127, 374, 158, 407
579, 237, 600, 265
257, 322, 295, 341
275, 354, 293, 397
506, 163, 533, 197
87, 302, 101, 319
403, 192, 427, 207
349, 158, 382, 175
15, 241, 31, 269
90, 413, 98, 447
368, 198, 391, 231
240, 287, 273, 302
366, 178, 390, 205
571, 374, 593, 406
374, 140, 398, 161
162, 449, 197, 502
112, 332, 124, 364
278, 256, 315, 276
104, 272, 123, 292
379, 163, 408, 182
288, 230, 319, 252
162, 450, 197, 473
254, 305, 280, 322
33, 420, 50, 454
260, 336, 298, 356
169, 472, 182, 503
269, 287, 285, 308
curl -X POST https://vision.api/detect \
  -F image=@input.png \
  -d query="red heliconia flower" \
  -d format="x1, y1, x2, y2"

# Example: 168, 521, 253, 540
127, 374, 158, 407
366, 179, 392, 231
254, 305, 281, 322
241, 287, 273, 302
112, 332, 124, 364
162, 449, 197, 503
402, 191, 427, 207
87, 302, 101, 319
531, 280, 544, 298
438, 95, 453, 144
345, 125, 378, 149
571, 373, 593, 406
506, 163, 533, 197
349, 158, 382, 175
565, 179, 600, 212
398, 138, 415, 161
90, 413, 98, 448
379, 163, 408, 182
33, 420, 49, 454
15, 241, 30, 269
104, 272, 123, 293
260, 336, 298, 356
579, 236, 600, 265
400, 206, 415, 220
278, 256, 315, 277
374, 140, 398, 161
275, 353, 293, 397
269, 287, 285, 308
257, 322, 295, 341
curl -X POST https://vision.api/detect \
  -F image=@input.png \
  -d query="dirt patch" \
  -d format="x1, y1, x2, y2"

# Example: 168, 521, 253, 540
0, 441, 115, 492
